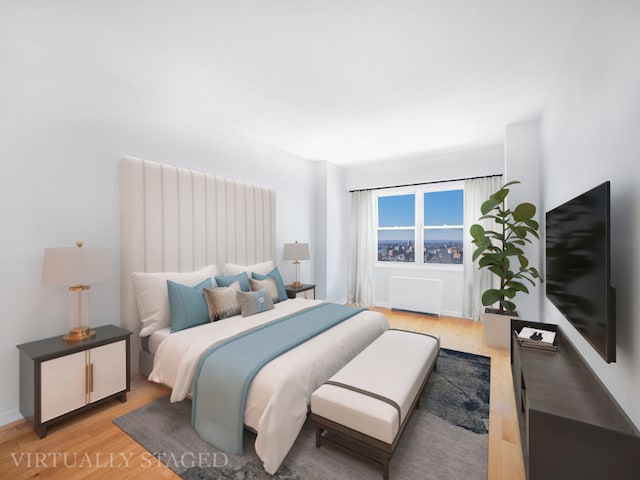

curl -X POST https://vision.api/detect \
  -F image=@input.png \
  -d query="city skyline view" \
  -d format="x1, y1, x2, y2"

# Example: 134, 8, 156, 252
378, 239, 463, 264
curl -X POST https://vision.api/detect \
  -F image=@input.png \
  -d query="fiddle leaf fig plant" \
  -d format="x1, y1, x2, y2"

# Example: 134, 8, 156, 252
470, 181, 542, 314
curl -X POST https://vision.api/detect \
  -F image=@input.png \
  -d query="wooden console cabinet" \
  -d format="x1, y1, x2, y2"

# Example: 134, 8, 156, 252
510, 319, 640, 479
17, 325, 131, 438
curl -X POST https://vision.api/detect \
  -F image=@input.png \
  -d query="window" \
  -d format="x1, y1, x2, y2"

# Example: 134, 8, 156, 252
377, 194, 415, 262
423, 190, 464, 264
377, 186, 464, 265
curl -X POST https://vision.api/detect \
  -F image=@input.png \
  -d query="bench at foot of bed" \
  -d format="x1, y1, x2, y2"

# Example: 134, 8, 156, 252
310, 328, 440, 480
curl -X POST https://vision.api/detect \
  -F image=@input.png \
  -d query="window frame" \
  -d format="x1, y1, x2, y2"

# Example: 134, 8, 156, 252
375, 182, 464, 267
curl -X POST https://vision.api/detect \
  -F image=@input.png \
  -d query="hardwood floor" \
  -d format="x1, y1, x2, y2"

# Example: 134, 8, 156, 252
0, 309, 525, 479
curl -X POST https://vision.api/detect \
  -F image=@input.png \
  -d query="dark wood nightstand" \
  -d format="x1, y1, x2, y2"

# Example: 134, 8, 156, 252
16, 325, 131, 438
285, 284, 316, 299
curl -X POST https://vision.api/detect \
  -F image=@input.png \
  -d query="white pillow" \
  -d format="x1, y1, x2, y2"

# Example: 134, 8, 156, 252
132, 264, 219, 337
222, 260, 274, 277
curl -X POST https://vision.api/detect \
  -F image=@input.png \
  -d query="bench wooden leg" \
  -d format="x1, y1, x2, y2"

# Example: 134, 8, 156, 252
382, 455, 390, 480
315, 426, 322, 448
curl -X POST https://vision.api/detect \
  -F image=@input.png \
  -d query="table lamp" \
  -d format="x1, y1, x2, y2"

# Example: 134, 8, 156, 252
283, 241, 310, 289
42, 241, 111, 342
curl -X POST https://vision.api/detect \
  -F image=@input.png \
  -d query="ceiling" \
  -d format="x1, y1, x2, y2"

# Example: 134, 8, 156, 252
7, 0, 588, 165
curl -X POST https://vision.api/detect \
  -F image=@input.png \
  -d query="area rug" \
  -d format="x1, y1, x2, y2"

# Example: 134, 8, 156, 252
114, 348, 490, 479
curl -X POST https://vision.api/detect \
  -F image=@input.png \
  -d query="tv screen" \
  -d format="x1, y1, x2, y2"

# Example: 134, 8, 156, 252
545, 181, 615, 363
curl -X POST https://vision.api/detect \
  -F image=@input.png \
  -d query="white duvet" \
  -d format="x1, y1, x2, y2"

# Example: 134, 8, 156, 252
148, 298, 389, 474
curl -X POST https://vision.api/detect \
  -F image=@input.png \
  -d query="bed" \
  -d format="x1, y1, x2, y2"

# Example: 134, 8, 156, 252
119, 157, 389, 474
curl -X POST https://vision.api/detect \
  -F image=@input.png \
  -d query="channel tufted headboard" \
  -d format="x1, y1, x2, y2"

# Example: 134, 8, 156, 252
119, 156, 276, 373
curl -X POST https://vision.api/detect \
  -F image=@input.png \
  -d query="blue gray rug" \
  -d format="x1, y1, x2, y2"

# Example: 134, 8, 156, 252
114, 348, 490, 479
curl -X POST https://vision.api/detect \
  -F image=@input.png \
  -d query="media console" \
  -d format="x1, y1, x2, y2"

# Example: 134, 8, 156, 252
510, 319, 640, 480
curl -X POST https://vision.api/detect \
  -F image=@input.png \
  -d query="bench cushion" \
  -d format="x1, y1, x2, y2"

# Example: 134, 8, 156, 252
311, 329, 439, 444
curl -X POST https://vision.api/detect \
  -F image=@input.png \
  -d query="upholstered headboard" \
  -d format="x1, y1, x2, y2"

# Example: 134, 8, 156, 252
119, 156, 276, 373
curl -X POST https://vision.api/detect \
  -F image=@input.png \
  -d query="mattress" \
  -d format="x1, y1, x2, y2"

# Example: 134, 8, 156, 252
148, 327, 171, 355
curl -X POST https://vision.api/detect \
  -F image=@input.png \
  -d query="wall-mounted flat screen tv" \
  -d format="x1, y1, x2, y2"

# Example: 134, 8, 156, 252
545, 181, 616, 363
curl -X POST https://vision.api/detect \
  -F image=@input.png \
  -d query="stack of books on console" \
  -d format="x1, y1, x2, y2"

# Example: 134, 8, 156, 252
516, 327, 558, 352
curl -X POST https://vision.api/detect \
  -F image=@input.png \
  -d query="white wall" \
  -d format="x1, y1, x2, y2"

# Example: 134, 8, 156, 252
504, 120, 543, 321
345, 144, 505, 316
540, 0, 640, 428
0, 14, 316, 425
314, 161, 349, 303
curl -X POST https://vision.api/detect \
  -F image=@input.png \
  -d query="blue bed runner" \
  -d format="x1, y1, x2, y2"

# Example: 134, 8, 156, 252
191, 302, 366, 454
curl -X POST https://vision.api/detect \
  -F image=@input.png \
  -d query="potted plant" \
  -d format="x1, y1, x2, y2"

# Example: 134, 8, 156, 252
470, 181, 542, 349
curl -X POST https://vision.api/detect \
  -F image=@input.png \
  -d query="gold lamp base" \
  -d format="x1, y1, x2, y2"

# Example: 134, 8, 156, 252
291, 281, 303, 289
63, 327, 96, 343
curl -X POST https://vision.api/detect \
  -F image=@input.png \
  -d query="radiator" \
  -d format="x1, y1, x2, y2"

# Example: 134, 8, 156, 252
389, 276, 442, 315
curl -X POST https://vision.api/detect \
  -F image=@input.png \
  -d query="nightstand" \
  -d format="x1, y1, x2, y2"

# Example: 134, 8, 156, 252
16, 325, 131, 438
285, 283, 316, 299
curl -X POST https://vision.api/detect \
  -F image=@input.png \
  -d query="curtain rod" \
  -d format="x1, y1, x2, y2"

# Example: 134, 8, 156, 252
348, 173, 503, 193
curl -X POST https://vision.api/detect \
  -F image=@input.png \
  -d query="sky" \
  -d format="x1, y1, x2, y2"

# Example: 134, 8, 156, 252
378, 190, 464, 242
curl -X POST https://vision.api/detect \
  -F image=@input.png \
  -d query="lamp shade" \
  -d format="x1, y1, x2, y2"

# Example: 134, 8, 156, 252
283, 242, 310, 261
42, 244, 111, 286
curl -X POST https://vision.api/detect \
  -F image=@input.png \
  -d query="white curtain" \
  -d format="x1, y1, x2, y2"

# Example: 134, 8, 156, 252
462, 176, 502, 320
347, 190, 375, 307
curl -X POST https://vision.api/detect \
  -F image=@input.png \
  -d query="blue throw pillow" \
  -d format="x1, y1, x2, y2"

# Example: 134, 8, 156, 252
252, 267, 287, 302
215, 272, 250, 292
167, 278, 212, 332
236, 289, 275, 317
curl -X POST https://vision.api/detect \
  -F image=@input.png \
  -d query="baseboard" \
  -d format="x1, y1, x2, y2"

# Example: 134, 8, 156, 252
375, 302, 462, 318
0, 406, 23, 428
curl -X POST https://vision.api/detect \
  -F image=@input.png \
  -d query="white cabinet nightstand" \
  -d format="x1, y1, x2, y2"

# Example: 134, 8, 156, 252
17, 325, 131, 438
